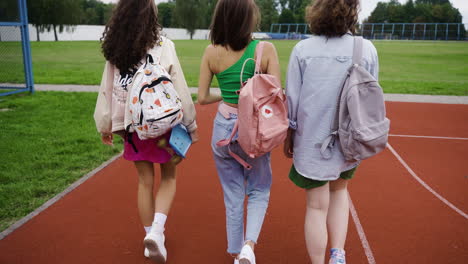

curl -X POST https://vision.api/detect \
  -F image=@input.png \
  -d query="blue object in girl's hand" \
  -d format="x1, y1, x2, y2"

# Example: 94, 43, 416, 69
169, 124, 192, 158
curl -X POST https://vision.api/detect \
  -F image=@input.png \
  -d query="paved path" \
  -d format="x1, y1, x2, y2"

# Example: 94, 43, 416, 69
17, 84, 468, 105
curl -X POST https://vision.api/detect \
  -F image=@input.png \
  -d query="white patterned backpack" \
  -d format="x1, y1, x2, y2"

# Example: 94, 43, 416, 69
126, 51, 183, 141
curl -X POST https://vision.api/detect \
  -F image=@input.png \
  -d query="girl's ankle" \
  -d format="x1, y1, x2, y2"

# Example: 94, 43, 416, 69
244, 240, 255, 251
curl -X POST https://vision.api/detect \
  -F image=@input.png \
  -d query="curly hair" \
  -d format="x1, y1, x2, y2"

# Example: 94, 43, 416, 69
101, 0, 161, 72
306, 0, 359, 38
210, 0, 260, 51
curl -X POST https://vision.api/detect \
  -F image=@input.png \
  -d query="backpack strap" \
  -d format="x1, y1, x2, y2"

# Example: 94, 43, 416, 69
255, 41, 265, 73
320, 36, 363, 159
240, 58, 255, 86
352, 36, 363, 66
215, 120, 253, 170
145, 54, 154, 68
240, 41, 265, 86
336, 36, 363, 128
126, 132, 139, 153
146, 42, 164, 66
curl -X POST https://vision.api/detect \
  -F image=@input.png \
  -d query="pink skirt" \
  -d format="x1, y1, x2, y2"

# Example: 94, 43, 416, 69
123, 132, 172, 164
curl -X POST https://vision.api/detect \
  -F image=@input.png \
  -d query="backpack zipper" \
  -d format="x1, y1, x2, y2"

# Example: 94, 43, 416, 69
146, 109, 181, 122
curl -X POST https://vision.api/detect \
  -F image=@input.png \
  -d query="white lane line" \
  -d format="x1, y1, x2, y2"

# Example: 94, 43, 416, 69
387, 144, 468, 220
389, 134, 468, 141
349, 195, 376, 264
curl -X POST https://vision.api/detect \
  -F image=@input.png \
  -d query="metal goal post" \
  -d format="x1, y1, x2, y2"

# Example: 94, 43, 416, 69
0, 0, 34, 96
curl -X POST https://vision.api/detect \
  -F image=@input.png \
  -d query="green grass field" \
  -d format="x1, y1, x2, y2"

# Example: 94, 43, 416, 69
1, 40, 467, 95
0, 92, 123, 231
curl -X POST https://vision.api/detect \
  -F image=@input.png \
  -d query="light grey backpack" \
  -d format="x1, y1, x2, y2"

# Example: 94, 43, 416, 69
322, 37, 390, 161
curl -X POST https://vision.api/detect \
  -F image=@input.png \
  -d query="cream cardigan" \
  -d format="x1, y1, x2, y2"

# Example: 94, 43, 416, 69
94, 36, 197, 135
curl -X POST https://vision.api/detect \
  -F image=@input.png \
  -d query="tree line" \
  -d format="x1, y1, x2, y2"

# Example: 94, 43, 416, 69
164, 0, 465, 38
26, 0, 115, 41
366, 0, 463, 24
166, 0, 309, 38
1, 0, 463, 41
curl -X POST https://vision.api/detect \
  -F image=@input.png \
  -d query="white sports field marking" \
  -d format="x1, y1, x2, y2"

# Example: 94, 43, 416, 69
387, 144, 468, 220
389, 134, 468, 141
349, 195, 377, 264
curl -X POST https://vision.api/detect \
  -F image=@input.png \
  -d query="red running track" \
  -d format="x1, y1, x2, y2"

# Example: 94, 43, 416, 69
0, 102, 467, 263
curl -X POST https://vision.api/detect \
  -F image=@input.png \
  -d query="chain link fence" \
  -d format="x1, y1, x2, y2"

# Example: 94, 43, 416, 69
360, 23, 466, 41
0, 26, 26, 86
268, 23, 467, 41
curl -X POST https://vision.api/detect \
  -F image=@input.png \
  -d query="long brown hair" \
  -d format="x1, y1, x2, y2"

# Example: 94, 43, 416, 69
209, 0, 260, 51
101, 0, 161, 72
306, 0, 359, 38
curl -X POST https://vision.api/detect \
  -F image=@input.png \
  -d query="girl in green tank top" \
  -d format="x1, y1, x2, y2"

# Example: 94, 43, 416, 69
197, 0, 281, 262
215, 40, 259, 104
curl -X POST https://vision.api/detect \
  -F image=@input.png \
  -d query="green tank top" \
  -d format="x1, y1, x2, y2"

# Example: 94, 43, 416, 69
215, 40, 259, 104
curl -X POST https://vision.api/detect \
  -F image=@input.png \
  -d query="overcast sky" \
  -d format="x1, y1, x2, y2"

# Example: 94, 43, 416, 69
100, 0, 468, 24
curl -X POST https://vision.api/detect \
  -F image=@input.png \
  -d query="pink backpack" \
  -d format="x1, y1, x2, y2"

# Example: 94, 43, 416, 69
217, 42, 288, 169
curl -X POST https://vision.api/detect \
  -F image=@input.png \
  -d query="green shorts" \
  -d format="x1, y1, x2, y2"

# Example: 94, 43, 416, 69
289, 164, 357, 189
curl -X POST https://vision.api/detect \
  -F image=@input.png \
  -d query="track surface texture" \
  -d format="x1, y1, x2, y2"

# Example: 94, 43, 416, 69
0, 102, 467, 264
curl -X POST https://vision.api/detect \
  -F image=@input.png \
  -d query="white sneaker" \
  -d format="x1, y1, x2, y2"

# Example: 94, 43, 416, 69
144, 247, 149, 258
143, 229, 167, 263
239, 244, 256, 264
234, 258, 240, 264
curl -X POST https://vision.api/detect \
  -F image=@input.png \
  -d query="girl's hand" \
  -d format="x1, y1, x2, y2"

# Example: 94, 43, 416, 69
101, 133, 114, 146
190, 129, 200, 144
284, 129, 294, 159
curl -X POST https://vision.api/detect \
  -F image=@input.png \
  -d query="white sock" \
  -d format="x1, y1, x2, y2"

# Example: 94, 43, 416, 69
152, 213, 167, 230
144, 226, 152, 234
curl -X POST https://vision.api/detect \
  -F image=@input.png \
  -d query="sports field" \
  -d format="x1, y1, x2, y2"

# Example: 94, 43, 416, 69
1, 40, 467, 95
0, 40, 467, 263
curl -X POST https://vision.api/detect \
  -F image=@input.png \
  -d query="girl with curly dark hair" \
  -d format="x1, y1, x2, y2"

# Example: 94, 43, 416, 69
94, 0, 198, 262
284, 0, 379, 263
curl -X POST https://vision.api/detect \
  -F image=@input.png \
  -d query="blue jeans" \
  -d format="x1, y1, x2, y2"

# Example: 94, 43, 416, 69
211, 112, 272, 254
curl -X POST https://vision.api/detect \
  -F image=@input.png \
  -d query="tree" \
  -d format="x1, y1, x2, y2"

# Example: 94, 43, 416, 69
0, 0, 20, 22
201, 0, 216, 29
278, 9, 295, 25
278, 0, 308, 23
279, 9, 295, 24
158, 2, 176, 28
27, 0, 47, 41
287, 0, 306, 13
174, 0, 206, 39
403, 0, 416, 22
43, 0, 82, 41
294, 0, 309, 23
368, 2, 392, 23
27, 0, 81, 41
76, 0, 114, 25
101, 3, 114, 24
257, 0, 279, 32
387, 0, 406, 23
415, 0, 449, 4
367, 0, 462, 24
